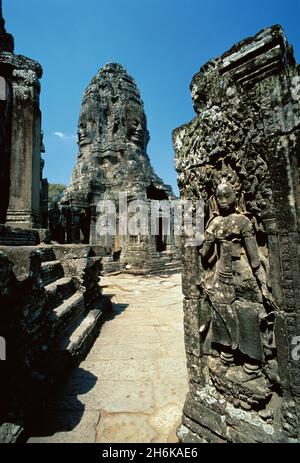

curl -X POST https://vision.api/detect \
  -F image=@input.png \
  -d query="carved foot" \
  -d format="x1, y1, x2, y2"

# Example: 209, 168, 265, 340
243, 361, 262, 378
208, 357, 272, 410
220, 350, 234, 366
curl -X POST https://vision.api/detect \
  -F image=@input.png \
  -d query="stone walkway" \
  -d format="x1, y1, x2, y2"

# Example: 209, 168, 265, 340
29, 272, 188, 443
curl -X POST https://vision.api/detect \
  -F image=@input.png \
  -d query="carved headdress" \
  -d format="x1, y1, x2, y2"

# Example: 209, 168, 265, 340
207, 162, 247, 224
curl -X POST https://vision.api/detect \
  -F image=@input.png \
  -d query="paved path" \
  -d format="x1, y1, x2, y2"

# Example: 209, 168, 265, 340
29, 272, 188, 443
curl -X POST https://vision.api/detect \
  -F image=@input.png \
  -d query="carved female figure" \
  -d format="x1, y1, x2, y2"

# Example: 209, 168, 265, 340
200, 175, 275, 374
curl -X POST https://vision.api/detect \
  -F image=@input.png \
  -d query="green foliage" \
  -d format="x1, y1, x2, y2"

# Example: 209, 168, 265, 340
48, 183, 66, 208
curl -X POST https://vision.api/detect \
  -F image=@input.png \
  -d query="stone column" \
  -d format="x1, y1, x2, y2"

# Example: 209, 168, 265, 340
6, 67, 42, 229
0, 74, 11, 223
0, 1, 13, 223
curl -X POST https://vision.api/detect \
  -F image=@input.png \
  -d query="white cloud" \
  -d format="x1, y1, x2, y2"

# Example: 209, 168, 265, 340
54, 132, 77, 141
54, 131, 65, 138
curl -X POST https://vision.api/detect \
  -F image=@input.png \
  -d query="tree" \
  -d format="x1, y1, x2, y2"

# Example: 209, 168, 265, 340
48, 184, 66, 208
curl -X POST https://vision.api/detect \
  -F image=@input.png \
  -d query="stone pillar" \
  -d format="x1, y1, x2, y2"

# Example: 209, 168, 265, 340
89, 189, 104, 247
6, 67, 42, 228
0, 75, 11, 223
174, 25, 300, 443
41, 178, 48, 229
0, 1, 13, 223
0, 2, 43, 229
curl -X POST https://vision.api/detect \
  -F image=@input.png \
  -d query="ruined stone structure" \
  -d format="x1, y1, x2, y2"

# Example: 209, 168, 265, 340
61, 63, 180, 273
0, 1, 47, 230
0, 244, 111, 442
0, 4, 111, 442
174, 25, 300, 442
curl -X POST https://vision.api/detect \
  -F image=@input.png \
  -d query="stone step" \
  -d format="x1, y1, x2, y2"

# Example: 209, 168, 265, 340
37, 247, 56, 263
101, 262, 120, 275
56, 296, 111, 364
45, 277, 77, 311
148, 260, 180, 269
150, 267, 181, 275
149, 260, 181, 273
0, 225, 39, 246
50, 291, 85, 334
149, 255, 173, 261
123, 246, 144, 251
163, 261, 181, 267
41, 261, 64, 286
153, 262, 181, 269
148, 264, 164, 270
149, 258, 172, 264
138, 256, 178, 264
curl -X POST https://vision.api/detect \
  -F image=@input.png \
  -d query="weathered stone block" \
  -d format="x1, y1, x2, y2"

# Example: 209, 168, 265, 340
183, 394, 227, 438
182, 413, 227, 443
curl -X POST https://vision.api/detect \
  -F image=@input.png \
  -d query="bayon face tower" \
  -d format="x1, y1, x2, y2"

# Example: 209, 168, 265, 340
61, 63, 180, 272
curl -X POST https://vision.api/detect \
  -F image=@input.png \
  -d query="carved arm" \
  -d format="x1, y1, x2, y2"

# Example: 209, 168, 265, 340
244, 235, 279, 311
200, 232, 216, 261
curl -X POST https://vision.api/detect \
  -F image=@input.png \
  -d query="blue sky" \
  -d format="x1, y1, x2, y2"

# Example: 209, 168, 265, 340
4, 0, 300, 195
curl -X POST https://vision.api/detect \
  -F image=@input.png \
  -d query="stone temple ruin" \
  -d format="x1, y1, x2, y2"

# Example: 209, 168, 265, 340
0, 3, 111, 442
174, 25, 300, 442
57, 63, 180, 274
1, 0, 300, 444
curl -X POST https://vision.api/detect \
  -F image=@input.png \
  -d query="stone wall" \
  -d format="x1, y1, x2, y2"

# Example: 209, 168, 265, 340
0, 243, 111, 442
173, 25, 300, 443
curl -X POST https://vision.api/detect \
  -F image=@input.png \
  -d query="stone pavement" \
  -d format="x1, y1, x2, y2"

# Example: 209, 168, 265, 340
28, 272, 188, 443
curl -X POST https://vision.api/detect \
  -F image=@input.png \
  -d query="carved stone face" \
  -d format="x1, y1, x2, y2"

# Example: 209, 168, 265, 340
78, 121, 92, 146
126, 110, 147, 149
216, 182, 236, 211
